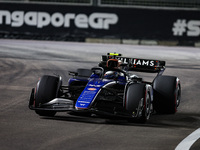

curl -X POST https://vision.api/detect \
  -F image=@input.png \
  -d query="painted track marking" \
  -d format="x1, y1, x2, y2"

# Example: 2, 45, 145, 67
175, 128, 200, 150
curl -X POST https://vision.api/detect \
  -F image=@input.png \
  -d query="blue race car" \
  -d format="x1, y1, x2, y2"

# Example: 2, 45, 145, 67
29, 53, 181, 123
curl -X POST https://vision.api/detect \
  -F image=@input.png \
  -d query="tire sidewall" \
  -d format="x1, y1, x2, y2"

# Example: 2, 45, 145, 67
153, 75, 181, 114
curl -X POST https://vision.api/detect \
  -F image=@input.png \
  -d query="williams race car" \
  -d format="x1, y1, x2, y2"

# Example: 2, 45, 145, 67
29, 53, 181, 123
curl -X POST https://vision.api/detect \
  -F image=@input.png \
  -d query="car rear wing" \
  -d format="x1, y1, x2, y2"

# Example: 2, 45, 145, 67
100, 54, 166, 73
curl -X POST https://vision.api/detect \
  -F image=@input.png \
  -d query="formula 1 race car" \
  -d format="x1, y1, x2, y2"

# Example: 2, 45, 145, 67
29, 53, 181, 123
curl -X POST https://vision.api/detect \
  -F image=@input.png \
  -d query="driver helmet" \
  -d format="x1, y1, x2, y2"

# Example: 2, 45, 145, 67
104, 71, 118, 79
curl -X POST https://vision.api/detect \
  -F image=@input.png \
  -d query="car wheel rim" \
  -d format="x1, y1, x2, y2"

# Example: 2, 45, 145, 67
176, 84, 181, 107
146, 93, 151, 120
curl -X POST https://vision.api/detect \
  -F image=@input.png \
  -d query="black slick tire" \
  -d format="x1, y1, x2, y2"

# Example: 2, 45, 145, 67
153, 75, 181, 114
125, 83, 151, 123
35, 75, 59, 117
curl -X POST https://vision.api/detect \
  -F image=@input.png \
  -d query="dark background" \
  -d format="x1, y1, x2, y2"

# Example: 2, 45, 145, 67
0, 2, 200, 44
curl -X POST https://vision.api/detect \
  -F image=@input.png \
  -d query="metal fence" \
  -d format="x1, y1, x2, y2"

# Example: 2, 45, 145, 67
0, 0, 200, 8
100, 0, 200, 8
31, 0, 89, 1
28, 0, 91, 3
0, 0, 92, 5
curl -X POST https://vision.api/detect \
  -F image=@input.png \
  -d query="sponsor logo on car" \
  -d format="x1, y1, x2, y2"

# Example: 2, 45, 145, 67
87, 88, 97, 91
116, 57, 155, 67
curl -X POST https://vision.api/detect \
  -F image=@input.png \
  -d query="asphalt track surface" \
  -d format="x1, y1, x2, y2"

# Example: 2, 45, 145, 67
0, 39, 200, 150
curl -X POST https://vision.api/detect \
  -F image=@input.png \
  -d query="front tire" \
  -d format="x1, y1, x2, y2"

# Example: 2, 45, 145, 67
125, 83, 151, 123
35, 75, 60, 117
138, 91, 151, 123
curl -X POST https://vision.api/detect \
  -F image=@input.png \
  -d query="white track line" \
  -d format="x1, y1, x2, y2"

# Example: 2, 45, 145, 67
175, 128, 200, 150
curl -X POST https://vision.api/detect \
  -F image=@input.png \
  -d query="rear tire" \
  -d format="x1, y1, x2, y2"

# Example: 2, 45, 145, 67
153, 75, 181, 114
35, 75, 60, 117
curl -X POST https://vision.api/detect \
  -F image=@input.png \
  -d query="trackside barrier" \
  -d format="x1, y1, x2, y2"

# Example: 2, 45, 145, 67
0, 2, 200, 46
